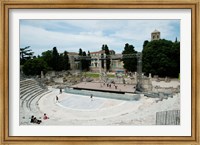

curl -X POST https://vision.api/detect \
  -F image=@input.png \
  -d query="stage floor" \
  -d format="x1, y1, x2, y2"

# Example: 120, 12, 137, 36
71, 82, 136, 94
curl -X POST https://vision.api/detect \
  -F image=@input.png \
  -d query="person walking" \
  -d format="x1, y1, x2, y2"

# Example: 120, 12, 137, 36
56, 96, 59, 103
60, 88, 62, 94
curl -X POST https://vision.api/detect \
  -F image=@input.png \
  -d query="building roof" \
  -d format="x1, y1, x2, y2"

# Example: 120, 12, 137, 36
68, 52, 78, 55
152, 29, 160, 33
90, 50, 105, 54
91, 50, 115, 54
109, 50, 115, 52
111, 54, 122, 59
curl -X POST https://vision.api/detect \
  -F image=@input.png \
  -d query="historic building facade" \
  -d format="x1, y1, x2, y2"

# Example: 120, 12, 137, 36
89, 50, 124, 72
68, 52, 79, 70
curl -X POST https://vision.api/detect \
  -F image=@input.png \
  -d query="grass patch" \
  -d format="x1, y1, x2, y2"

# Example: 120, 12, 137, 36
84, 73, 99, 78
84, 72, 116, 78
107, 74, 115, 78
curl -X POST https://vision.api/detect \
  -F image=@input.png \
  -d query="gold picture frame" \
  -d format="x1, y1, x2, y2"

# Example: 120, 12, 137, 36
0, 0, 199, 144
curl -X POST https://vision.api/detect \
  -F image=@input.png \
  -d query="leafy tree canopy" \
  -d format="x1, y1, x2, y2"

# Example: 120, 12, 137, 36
78, 49, 90, 71
22, 58, 48, 76
22, 47, 70, 75
142, 39, 180, 77
122, 43, 137, 72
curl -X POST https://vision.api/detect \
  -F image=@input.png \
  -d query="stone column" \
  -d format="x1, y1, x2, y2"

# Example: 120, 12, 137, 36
135, 72, 137, 84
41, 71, 44, 78
149, 73, 152, 79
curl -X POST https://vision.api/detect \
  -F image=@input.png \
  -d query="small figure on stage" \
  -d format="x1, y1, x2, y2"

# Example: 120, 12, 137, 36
56, 96, 59, 103
90, 94, 93, 101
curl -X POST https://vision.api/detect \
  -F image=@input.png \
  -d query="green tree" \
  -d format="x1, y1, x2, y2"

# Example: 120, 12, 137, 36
57, 53, 65, 71
142, 39, 180, 77
63, 51, 70, 70
82, 51, 88, 71
78, 49, 91, 71
143, 40, 149, 49
22, 58, 48, 76
101, 45, 105, 69
87, 51, 91, 69
41, 48, 70, 71
78, 48, 83, 71
104, 45, 110, 71
20, 46, 34, 65
22, 47, 71, 76
41, 50, 53, 70
79, 48, 83, 56
52, 47, 59, 71
122, 43, 137, 72
52, 50, 70, 71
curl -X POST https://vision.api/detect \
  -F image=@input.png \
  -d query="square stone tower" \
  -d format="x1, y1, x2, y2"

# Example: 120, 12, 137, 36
151, 29, 160, 41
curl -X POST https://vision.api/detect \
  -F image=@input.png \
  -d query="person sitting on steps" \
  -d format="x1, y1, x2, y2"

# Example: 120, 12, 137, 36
33, 117, 42, 124
43, 113, 49, 120
30, 115, 34, 123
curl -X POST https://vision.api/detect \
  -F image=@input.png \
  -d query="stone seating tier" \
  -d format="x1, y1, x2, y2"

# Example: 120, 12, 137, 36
21, 88, 45, 107
26, 90, 47, 108
20, 79, 37, 85
21, 89, 45, 108
20, 90, 51, 112
20, 87, 44, 99
20, 85, 41, 96
20, 81, 38, 88
28, 90, 52, 112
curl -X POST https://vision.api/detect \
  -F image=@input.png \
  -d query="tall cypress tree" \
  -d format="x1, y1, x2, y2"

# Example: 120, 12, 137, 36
104, 44, 110, 71
78, 48, 83, 71
63, 51, 70, 70
52, 47, 59, 71
87, 51, 91, 70
82, 51, 88, 71
101, 45, 105, 69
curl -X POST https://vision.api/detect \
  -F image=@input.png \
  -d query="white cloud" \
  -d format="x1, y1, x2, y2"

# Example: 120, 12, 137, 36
20, 20, 180, 56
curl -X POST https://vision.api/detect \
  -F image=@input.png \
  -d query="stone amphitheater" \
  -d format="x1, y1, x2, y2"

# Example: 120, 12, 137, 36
20, 78, 180, 125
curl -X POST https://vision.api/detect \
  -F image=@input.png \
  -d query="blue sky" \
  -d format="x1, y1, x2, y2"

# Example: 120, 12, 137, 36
20, 19, 180, 56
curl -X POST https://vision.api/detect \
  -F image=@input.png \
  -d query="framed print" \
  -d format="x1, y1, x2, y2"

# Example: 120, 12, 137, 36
0, 0, 199, 144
